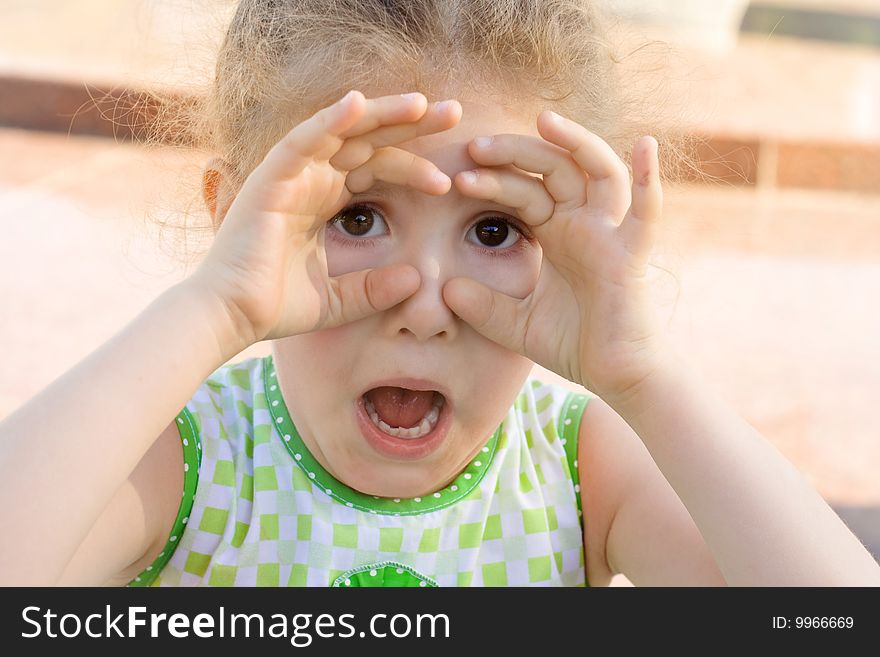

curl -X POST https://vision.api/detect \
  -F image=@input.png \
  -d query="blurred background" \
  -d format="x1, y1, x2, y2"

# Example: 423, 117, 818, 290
1, 1, 878, 585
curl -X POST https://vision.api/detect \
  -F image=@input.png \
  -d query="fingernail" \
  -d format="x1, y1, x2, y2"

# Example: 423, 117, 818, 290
474, 136, 493, 148
433, 169, 451, 185
339, 90, 355, 106
460, 170, 478, 184
400, 92, 423, 102
435, 99, 455, 112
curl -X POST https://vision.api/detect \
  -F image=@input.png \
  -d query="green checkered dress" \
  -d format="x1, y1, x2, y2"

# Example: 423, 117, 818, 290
128, 355, 592, 587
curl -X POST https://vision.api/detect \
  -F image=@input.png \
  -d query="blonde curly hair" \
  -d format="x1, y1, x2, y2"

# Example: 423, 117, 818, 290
131, 0, 692, 268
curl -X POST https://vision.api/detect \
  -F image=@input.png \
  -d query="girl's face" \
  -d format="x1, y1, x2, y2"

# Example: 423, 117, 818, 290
273, 99, 543, 498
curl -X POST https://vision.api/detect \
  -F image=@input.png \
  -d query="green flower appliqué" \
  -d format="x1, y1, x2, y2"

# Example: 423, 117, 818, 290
331, 562, 438, 587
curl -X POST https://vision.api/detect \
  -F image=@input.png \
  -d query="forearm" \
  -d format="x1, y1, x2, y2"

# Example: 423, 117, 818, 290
604, 350, 880, 586
0, 280, 248, 584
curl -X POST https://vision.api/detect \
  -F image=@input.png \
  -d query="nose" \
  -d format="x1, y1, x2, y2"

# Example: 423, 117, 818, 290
385, 252, 459, 342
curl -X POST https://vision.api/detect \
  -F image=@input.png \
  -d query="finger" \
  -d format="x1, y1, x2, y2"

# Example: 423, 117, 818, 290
324, 263, 421, 328
345, 146, 451, 196
330, 99, 462, 171
467, 133, 588, 209
335, 92, 433, 141
442, 276, 528, 356
262, 90, 429, 181
453, 166, 555, 227
535, 110, 631, 218
617, 136, 663, 266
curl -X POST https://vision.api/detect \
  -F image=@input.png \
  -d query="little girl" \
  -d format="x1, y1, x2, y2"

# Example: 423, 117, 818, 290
1, 0, 877, 587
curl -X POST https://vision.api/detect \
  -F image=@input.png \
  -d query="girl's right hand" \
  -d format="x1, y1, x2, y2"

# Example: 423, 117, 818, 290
191, 90, 460, 347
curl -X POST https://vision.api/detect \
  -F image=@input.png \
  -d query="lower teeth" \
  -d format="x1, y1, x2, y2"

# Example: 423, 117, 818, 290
364, 395, 443, 439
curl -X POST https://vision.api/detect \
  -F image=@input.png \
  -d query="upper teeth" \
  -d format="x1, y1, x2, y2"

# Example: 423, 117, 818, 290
365, 394, 444, 439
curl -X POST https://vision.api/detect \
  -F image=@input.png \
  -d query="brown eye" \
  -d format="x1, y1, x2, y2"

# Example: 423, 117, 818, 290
470, 217, 520, 249
330, 204, 384, 238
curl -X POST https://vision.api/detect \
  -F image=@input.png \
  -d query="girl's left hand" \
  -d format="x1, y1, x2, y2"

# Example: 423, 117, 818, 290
442, 111, 671, 401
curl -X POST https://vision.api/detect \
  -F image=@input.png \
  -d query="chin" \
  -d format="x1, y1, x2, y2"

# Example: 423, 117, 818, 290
344, 463, 445, 499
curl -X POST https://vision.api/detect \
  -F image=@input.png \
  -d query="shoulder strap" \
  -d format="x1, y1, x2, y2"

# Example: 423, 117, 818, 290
558, 391, 591, 523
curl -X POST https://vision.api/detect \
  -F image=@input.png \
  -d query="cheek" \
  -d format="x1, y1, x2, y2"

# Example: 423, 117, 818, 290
465, 340, 534, 421
465, 244, 543, 299
284, 327, 358, 390
304, 324, 356, 352
324, 233, 384, 278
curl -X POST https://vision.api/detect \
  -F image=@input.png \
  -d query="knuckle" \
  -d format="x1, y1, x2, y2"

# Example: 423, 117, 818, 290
363, 269, 380, 310
535, 197, 556, 224
479, 288, 496, 330
370, 145, 396, 164
344, 167, 373, 193
330, 138, 373, 170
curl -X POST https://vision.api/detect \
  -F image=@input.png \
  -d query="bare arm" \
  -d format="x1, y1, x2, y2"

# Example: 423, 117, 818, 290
56, 419, 185, 586
578, 395, 727, 586
0, 279, 247, 585
603, 351, 880, 586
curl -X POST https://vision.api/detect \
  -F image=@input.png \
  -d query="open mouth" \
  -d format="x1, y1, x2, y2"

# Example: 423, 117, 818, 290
363, 388, 446, 439
355, 386, 452, 460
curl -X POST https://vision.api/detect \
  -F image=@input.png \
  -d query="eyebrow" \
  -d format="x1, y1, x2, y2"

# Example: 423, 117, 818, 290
351, 180, 407, 200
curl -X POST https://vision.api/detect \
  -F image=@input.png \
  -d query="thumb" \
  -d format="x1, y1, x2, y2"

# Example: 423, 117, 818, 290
443, 276, 525, 354
326, 263, 420, 327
